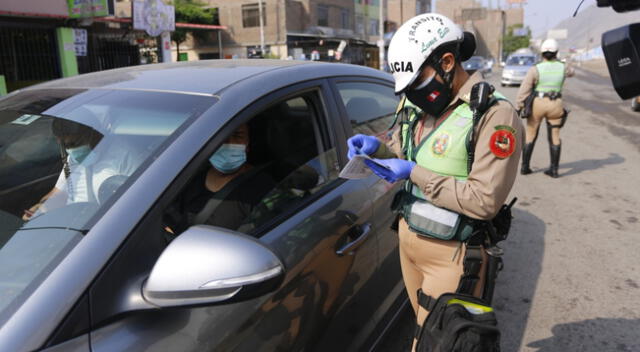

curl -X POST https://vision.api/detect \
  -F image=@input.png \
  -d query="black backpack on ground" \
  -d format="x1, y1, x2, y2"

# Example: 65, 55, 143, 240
415, 292, 500, 352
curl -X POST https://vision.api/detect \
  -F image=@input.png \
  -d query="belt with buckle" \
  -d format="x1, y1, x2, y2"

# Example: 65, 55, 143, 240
535, 91, 562, 99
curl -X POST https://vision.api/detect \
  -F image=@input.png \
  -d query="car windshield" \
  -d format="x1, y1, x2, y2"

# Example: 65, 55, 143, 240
0, 88, 216, 321
506, 56, 535, 66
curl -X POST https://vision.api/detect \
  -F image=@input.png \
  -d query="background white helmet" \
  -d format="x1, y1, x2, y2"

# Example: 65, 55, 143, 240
388, 13, 465, 93
541, 38, 559, 53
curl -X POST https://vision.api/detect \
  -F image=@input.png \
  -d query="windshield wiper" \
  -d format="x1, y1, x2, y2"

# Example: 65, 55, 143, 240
9, 226, 89, 235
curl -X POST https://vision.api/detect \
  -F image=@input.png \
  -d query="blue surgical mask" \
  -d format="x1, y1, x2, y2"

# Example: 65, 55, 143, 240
66, 145, 92, 164
209, 143, 247, 174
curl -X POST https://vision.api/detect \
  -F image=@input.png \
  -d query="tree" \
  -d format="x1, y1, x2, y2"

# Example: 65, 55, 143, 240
171, 0, 218, 60
502, 24, 531, 57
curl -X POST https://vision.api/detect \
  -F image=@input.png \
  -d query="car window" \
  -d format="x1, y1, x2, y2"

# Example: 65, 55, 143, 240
336, 81, 399, 136
0, 88, 216, 324
163, 91, 340, 237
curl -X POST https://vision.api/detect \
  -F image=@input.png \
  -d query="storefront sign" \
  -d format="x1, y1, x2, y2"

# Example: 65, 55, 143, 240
73, 28, 88, 56
68, 0, 110, 18
133, 0, 175, 37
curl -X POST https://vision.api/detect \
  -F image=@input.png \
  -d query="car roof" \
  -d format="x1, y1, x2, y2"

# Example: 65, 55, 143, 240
30, 59, 391, 96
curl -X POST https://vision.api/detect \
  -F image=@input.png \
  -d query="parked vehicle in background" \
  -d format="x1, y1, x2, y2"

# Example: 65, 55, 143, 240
462, 56, 488, 77
0, 60, 405, 352
501, 53, 536, 86
485, 58, 494, 74
632, 96, 640, 112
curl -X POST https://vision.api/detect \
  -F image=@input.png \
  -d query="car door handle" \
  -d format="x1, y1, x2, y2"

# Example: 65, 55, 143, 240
336, 223, 372, 256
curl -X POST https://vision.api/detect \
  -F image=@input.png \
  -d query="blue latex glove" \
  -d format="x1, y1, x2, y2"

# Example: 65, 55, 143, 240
347, 134, 380, 160
364, 158, 416, 183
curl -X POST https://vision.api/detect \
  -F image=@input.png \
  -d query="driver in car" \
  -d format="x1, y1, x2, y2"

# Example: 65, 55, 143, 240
164, 123, 276, 235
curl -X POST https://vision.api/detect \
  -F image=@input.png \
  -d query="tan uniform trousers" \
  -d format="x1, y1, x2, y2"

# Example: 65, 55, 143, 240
527, 97, 564, 145
398, 218, 487, 328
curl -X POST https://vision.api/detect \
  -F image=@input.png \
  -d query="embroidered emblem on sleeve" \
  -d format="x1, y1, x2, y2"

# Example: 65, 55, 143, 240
489, 126, 516, 159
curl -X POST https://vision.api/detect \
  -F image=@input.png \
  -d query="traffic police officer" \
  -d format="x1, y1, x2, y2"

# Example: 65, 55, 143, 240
516, 38, 574, 178
347, 13, 523, 347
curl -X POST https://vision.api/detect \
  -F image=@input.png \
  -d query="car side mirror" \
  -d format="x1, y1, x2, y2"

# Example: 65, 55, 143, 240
500, 61, 506, 67
142, 225, 284, 308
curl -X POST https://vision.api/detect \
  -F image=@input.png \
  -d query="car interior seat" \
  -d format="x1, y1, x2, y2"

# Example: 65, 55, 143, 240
264, 101, 319, 188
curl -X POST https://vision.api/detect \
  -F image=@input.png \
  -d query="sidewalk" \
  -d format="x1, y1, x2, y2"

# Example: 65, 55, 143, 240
574, 58, 610, 78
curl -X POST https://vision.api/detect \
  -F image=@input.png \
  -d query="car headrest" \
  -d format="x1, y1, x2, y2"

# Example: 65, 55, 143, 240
265, 103, 314, 160
345, 97, 381, 124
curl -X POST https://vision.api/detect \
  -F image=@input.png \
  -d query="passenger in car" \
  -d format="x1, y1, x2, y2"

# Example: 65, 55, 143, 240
22, 117, 101, 220
165, 123, 276, 234
22, 107, 148, 221
23, 110, 142, 220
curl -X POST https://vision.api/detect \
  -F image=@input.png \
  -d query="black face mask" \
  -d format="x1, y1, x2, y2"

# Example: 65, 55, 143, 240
405, 72, 453, 117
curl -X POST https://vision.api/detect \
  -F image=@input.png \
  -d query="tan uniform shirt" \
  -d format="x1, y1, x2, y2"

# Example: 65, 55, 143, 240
374, 72, 524, 220
515, 60, 575, 110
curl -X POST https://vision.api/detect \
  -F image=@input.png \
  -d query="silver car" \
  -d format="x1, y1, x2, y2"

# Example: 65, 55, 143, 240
501, 54, 536, 86
0, 60, 405, 351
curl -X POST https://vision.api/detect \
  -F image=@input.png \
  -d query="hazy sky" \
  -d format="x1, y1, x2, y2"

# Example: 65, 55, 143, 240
432, 0, 591, 37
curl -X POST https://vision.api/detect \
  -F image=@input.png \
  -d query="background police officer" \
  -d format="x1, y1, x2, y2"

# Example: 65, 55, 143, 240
347, 13, 523, 348
516, 38, 574, 178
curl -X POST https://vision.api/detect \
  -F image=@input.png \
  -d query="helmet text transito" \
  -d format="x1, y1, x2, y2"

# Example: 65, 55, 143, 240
388, 13, 464, 93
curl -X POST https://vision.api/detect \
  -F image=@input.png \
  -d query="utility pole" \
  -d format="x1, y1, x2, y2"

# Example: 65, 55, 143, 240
499, 10, 506, 64
378, 0, 385, 70
258, 0, 265, 56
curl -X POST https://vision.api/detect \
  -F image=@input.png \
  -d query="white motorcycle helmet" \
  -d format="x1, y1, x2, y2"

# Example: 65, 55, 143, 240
388, 13, 475, 94
540, 38, 559, 53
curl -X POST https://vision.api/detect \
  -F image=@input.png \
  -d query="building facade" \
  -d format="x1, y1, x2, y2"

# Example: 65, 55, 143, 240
386, 0, 431, 32
200, 0, 385, 66
436, 0, 524, 63
0, 0, 155, 93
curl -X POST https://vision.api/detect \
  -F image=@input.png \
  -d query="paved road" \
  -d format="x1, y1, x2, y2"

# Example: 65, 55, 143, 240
375, 63, 640, 352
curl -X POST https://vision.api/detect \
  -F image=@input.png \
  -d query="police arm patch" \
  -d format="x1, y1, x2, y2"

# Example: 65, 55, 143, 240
489, 129, 516, 159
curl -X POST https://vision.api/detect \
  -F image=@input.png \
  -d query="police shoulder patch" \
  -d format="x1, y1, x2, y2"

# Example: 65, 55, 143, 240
489, 128, 516, 159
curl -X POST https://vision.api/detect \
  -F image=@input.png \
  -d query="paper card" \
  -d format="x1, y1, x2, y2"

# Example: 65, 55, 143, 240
11, 114, 41, 125
339, 153, 391, 180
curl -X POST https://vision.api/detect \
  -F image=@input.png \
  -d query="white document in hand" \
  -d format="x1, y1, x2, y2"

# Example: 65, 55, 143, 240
339, 154, 372, 179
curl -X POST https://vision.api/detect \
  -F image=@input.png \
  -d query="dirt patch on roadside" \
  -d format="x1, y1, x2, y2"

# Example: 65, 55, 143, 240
575, 59, 610, 78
